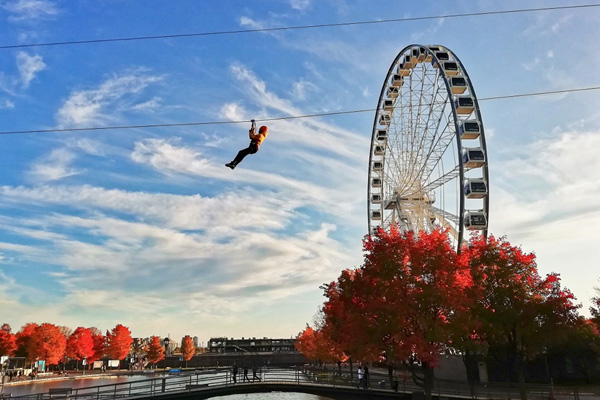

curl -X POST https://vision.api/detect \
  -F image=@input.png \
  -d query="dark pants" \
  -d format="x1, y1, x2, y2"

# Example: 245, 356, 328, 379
232, 141, 259, 165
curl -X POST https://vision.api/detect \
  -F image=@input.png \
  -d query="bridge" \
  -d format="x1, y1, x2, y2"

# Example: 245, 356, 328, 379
5, 367, 560, 400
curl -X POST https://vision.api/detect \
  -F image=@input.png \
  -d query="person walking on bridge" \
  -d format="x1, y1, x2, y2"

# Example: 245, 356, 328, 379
232, 362, 238, 383
243, 365, 250, 382
357, 365, 364, 388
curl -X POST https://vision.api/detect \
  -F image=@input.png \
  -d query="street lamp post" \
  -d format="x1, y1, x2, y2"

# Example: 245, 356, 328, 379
163, 338, 170, 359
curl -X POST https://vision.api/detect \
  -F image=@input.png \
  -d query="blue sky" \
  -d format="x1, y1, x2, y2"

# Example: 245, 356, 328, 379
0, 0, 599, 346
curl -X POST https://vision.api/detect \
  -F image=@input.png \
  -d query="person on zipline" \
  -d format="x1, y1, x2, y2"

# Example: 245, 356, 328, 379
225, 119, 268, 170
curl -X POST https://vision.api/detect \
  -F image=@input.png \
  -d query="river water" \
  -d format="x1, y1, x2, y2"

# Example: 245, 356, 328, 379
211, 395, 331, 400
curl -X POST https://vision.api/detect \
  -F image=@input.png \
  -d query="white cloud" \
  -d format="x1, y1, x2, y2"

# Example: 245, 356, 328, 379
228, 63, 368, 159
290, 0, 310, 11
69, 138, 107, 156
16, 51, 46, 88
27, 148, 81, 182
130, 97, 162, 112
131, 138, 212, 176
239, 16, 264, 30
291, 78, 319, 101
219, 102, 247, 121
0, 182, 358, 337
521, 57, 541, 72
128, 136, 366, 221
2, 0, 59, 22
55, 70, 163, 127
523, 14, 574, 37
0, 99, 15, 109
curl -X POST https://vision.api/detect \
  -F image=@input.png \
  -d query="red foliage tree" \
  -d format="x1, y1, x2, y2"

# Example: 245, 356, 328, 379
29, 323, 67, 365
295, 325, 343, 363
0, 323, 17, 356
181, 336, 195, 366
106, 324, 133, 364
15, 323, 39, 361
88, 327, 106, 363
66, 327, 95, 366
322, 227, 471, 399
464, 235, 581, 400
295, 326, 318, 361
146, 336, 165, 366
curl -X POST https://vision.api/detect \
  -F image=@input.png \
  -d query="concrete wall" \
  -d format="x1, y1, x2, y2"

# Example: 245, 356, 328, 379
433, 355, 468, 381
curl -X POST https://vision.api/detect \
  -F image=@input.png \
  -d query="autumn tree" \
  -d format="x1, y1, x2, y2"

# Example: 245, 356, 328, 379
146, 336, 165, 367
88, 327, 106, 364
29, 323, 67, 365
181, 336, 195, 367
106, 324, 133, 367
295, 326, 318, 362
550, 319, 600, 384
591, 282, 600, 325
322, 227, 471, 400
464, 235, 581, 400
66, 327, 95, 368
0, 323, 17, 356
295, 326, 340, 362
15, 323, 39, 361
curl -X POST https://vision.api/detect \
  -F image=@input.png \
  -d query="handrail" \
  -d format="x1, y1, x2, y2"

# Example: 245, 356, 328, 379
3, 366, 567, 400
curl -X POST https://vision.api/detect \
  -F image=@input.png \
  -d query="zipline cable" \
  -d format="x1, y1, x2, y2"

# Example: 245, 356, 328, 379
0, 86, 598, 136
1, 4, 599, 50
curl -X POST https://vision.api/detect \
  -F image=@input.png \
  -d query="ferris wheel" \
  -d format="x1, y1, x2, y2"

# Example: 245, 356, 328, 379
367, 44, 489, 250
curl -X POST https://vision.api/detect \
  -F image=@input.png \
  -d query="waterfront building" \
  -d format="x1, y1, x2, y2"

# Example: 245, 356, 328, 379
207, 337, 296, 353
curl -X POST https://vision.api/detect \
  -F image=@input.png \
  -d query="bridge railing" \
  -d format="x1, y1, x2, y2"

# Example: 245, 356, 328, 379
4, 367, 572, 400
6, 367, 319, 400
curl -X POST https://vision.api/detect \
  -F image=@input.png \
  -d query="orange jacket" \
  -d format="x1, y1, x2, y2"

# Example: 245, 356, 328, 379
249, 127, 268, 145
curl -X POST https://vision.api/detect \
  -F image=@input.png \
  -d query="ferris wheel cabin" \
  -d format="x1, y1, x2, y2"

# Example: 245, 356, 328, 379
391, 74, 404, 87
376, 130, 387, 141
464, 178, 488, 199
464, 211, 488, 230
459, 120, 481, 140
454, 96, 475, 114
449, 77, 467, 94
462, 148, 486, 168
411, 47, 426, 63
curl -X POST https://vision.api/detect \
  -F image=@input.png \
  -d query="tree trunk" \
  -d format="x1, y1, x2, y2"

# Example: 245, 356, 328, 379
387, 364, 395, 391
517, 359, 527, 400
462, 351, 476, 397
422, 361, 435, 400
349, 359, 353, 382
